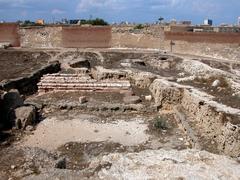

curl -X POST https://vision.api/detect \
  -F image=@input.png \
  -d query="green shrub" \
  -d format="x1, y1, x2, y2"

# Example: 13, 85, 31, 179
153, 116, 168, 130
80, 18, 108, 26
134, 24, 145, 30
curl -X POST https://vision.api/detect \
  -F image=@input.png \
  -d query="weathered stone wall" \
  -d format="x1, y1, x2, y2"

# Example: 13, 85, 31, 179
149, 78, 240, 157
111, 25, 165, 49
20, 26, 62, 48
181, 89, 240, 157
0, 23, 20, 47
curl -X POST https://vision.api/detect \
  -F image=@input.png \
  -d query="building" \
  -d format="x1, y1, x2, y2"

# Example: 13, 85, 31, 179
238, 17, 240, 26
204, 19, 213, 26
179, 21, 192, 25
35, 19, 44, 25
69, 19, 80, 25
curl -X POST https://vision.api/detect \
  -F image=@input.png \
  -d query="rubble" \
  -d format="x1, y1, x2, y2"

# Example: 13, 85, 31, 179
0, 49, 240, 179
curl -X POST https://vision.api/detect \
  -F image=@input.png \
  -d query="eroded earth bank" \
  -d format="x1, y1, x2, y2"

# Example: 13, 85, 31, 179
0, 49, 240, 179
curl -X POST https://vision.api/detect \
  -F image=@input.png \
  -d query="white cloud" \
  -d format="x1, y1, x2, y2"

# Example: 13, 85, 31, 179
51, 9, 65, 15
76, 0, 127, 12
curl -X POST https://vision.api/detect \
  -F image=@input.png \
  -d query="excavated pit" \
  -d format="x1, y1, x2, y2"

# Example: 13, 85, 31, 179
0, 49, 240, 179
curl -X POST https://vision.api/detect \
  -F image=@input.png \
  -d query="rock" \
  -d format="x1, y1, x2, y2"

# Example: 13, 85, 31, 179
149, 79, 182, 109
55, 158, 66, 169
132, 59, 146, 66
91, 66, 127, 80
68, 58, 90, 69
130, 72, 157, 88
0, 42, 11, 49
93, 149, 240, 179
145, 95, 152, 101
25, 125, 34, 131
79, 96, 87, 104
10, 165, 16, 169
24, 101, 43, 110
14, 106, 36, 129
212, 80, 221, 87
120, 63, 132, 68
123, 96, 141, 104
2, 89, 23, 111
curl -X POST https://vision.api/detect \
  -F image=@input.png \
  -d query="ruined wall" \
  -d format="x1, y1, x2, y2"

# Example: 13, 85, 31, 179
112, 25, 165, 49
112, 26, 240, 61
112, 33, 164, 49
166, 40, 240, 61
20, 26, 62, 48
0, 23, 20, 47
62, 26, 111, 48
165, 32, 240, 43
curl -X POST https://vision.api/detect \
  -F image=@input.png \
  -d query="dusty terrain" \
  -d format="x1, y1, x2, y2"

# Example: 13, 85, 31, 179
0, 48, 240, 179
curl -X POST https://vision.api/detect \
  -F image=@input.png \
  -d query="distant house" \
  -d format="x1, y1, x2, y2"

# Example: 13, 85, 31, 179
204, 19, 213, 26
36, 19, 45, 25
69, 20, 80, 25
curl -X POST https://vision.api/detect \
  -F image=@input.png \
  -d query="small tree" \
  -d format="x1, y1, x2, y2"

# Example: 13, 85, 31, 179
158, 17, 164, 24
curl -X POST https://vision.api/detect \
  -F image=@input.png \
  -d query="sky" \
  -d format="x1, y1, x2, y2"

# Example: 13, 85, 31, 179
0, 0, 239, 25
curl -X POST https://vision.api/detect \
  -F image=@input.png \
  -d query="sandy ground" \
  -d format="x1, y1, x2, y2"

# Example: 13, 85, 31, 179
19, 114, 150, 151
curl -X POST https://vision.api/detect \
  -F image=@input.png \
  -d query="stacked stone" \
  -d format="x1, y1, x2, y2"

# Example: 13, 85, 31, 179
38, 74, 131, 92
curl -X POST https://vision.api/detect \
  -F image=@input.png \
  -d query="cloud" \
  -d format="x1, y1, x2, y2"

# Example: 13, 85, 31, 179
51, 9, 65, 15
76, 0, 125, 12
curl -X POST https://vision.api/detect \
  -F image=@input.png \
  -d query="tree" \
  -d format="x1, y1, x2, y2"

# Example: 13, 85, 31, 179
158, 17, 164, 24
80, 18, 109, 26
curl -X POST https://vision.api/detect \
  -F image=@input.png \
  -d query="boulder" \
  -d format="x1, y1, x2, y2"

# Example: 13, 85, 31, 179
79, 96, 87, 104
14, 106, 36, 129
2, 89, 23, 111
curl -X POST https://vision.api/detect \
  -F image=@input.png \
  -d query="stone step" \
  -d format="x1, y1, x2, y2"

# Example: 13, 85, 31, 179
38, 74, 131, 92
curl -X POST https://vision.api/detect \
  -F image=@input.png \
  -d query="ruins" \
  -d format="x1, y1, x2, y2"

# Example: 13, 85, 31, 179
0, 24, 240, 179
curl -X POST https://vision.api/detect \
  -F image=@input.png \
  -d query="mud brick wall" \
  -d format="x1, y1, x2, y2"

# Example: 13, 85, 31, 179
111, 25, 165, 49
165, 32, 240, 44
62, 26, 112, 48
0, 23, 20, 47
164, 40, 240, 61
20, 26, 62, 48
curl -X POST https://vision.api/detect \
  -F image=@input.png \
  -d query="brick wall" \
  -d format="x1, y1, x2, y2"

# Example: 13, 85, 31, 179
62, 26, 111, 48
0, 23, 20, 47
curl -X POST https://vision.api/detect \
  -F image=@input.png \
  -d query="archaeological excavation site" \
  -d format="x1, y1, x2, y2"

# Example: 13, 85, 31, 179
0, 24, 240, 179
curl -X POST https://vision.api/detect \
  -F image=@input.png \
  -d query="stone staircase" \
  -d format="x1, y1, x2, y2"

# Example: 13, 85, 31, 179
38, 74, 131, 92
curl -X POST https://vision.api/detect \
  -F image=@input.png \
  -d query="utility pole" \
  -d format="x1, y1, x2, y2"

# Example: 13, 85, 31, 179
170, 40, 175, 53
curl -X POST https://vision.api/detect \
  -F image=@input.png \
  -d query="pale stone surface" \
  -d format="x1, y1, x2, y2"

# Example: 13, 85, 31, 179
91, 66, 127, 80
20, 116, 149, 151
178, 59, 227, 77
123, 96, 141, 104
93, 149, 240, 180
14, 106, 36, 129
